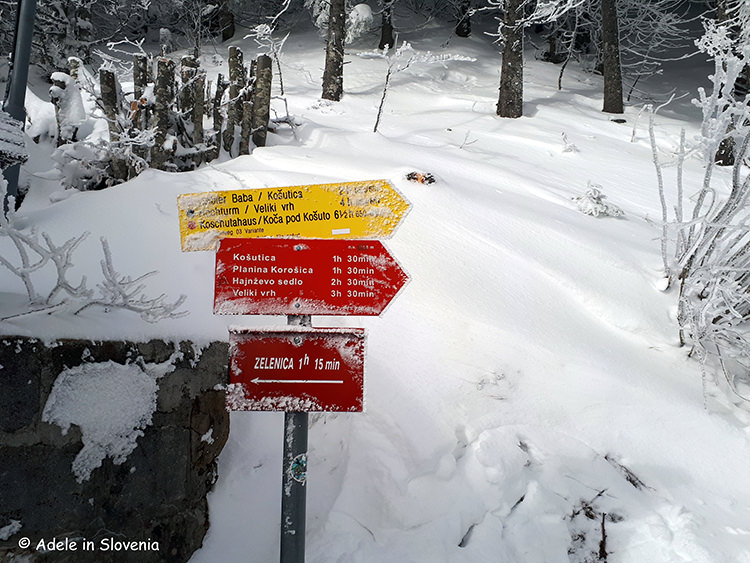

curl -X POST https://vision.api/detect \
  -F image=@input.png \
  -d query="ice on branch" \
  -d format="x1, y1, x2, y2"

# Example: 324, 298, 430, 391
0, 186, 187, 322
75, 239, 188, 322
361, 42, 476, 133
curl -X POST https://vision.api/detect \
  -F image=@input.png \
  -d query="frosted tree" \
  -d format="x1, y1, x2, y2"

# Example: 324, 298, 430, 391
26, 0, 151, 73
713, 0, 750, 165
650, 18, 750, 399
518, 0, 690, 106
307, 0, 381, 100
379, 0, 395, 49
321, 0, 346, 100
496, 0, 524, 118
600, 0, 622, 113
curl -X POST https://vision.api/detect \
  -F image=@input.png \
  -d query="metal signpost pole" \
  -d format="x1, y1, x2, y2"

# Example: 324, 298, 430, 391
281, 314, 311, 563
3, 0, 37, 215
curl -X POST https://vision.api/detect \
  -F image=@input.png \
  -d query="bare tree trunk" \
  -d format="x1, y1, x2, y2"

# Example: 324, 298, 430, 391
152, 58, 175, 170
600, 0, 623, 114
379, 0, 395, 50
496, 0, 523, 118
322, 0, 345, 101
218, 0, 235, 41
455, 0, 471, 38
252, 54, 273, 148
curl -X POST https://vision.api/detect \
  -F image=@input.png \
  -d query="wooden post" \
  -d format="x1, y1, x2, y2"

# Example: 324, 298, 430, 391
134, 54, 149, 100
194, 71, 206, 146
152, 58, 175, 170
180, 55, 199, 111
210, 73, 227, 160
252, 54, 273, 148
68, 57, 82, 80
100, 69, 128, 180
223, 46, 244, 154
131, 54, 150, 174
239, 101, 253, 155
49, 74, 68, 147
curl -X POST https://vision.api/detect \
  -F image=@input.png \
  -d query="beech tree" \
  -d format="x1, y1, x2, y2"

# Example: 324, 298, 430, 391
526, 0, 688, 111
600, 0, 623, 113
714, 0, 750, 165
650, 16, 750, 397
455, 0, 472, 38
321, 0, 346, 100
380, 0, 395, 50
496, 0, 524, 118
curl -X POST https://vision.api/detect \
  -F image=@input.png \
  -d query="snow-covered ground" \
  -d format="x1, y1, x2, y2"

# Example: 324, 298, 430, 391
3, 14, 750, 563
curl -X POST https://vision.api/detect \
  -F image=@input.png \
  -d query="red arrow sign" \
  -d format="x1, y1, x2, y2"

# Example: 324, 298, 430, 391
214, 238, 409, 316
227, 327, 365, 412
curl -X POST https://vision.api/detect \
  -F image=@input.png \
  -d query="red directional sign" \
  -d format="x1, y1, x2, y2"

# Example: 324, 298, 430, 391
227, 327, 366, 412
214, 238, 409, 316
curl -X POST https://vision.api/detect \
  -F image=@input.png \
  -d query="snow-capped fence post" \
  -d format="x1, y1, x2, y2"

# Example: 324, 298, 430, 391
99, 68, 128, 181
239, 57, 256, 155
152, 57, 176, 170
131, 54, 150, 172
280, 314, 311, 563
212, 73, 228, 158
239, 100, 253, 155
180, 55, 204, 164
193, 71, 206, 147
68, 56, 81, 80
50, 73, 72, 147
180, 55, 199, 113
49, 71, 86, 153
223, 46, 244, 155
134, 54, 149, 101
252, 54, 273, 148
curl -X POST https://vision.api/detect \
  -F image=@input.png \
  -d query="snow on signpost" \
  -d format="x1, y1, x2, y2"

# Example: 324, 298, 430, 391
227, 327, 365, 412
176, 179, 410, 251
214, 238, 409, 316
180, 178, 410, 563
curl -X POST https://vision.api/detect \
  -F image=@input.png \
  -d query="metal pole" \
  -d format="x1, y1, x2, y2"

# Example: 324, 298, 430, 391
281, 314, 311, 563
3, 0, 37, 214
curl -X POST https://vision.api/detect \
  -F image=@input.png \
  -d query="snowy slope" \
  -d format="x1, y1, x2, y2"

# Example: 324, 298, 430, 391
3, 17, 750, 563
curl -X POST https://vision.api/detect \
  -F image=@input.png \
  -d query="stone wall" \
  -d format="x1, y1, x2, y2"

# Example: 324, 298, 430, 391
0, 337, 229, 562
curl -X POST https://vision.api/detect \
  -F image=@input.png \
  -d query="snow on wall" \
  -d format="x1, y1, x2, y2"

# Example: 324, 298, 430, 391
41, 354, 179, 482
0, 520, 22, 541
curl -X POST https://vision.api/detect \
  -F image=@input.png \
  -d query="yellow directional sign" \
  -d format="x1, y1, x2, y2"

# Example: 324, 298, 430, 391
177, 180, 411, 251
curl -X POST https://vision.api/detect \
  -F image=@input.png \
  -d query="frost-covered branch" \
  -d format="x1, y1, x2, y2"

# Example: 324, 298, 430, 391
0, 196, 91, 306
361, 42, 476, 132
74, 239, 188, 322
650, 13, 750, 401
1, 183, 187, 323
